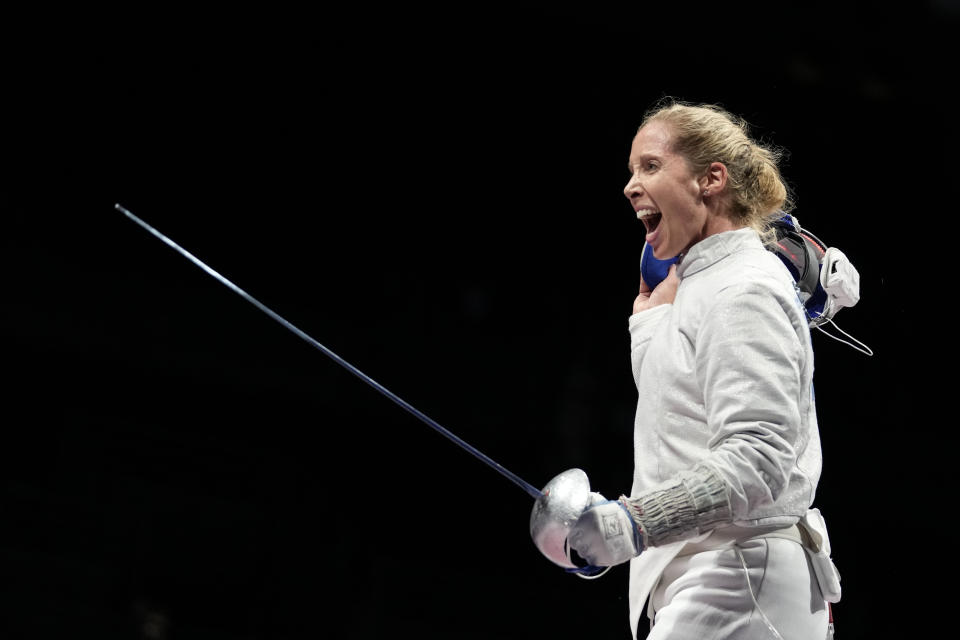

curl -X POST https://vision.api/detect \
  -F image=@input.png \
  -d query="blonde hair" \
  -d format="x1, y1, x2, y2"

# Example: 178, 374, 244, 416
640, 99, 793, 244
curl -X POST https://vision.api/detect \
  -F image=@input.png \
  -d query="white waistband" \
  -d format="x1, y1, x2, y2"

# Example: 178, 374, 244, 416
677, 523, 804, 557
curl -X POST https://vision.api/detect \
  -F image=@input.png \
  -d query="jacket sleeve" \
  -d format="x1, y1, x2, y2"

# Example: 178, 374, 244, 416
625, 281, 806, 547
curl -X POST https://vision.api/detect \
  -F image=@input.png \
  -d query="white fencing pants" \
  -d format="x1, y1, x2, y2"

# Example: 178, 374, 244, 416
647, 536, 829, 640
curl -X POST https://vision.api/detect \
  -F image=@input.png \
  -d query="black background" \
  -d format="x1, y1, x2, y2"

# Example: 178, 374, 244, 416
4, 4, 954, 639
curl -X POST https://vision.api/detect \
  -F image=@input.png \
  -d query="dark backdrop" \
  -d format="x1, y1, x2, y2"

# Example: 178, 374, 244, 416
4, 5, 953, 639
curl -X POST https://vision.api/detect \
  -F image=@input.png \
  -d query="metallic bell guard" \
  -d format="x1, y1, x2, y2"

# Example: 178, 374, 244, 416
529, 468, 592, 569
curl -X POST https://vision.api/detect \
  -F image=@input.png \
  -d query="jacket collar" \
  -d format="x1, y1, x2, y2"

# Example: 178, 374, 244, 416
676, 227, 762, 279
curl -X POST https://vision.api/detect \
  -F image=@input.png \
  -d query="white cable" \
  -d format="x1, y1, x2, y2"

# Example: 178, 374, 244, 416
573, 566, 612, 580
814, 316, 874, 356
734, 545, 785, 640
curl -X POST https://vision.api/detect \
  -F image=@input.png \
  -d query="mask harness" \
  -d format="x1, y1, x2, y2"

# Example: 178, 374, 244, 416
640, 212, 872, 356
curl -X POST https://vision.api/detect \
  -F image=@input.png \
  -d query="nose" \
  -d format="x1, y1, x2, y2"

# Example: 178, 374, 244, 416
623, 172, 642, 203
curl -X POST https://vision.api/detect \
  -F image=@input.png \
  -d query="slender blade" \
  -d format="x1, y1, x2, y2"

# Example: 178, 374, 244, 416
116, 203, 542, 499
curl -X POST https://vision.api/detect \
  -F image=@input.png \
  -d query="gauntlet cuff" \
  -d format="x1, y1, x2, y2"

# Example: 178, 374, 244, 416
622, 464, 732, 547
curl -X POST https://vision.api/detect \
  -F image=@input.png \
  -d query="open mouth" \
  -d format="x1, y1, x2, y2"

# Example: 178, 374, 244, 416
637, 209, 662, 234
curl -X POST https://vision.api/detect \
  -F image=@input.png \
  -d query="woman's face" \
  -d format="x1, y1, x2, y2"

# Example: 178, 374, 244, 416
623, 120, 709, 260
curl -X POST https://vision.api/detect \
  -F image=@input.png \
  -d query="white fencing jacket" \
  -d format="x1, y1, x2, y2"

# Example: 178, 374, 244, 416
624, 228, 822, 635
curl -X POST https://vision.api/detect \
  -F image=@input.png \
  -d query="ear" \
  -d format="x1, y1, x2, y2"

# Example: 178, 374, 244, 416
700, 162, 727, 194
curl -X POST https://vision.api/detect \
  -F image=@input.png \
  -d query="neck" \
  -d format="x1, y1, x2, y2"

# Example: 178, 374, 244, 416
692, 209, 742, 249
